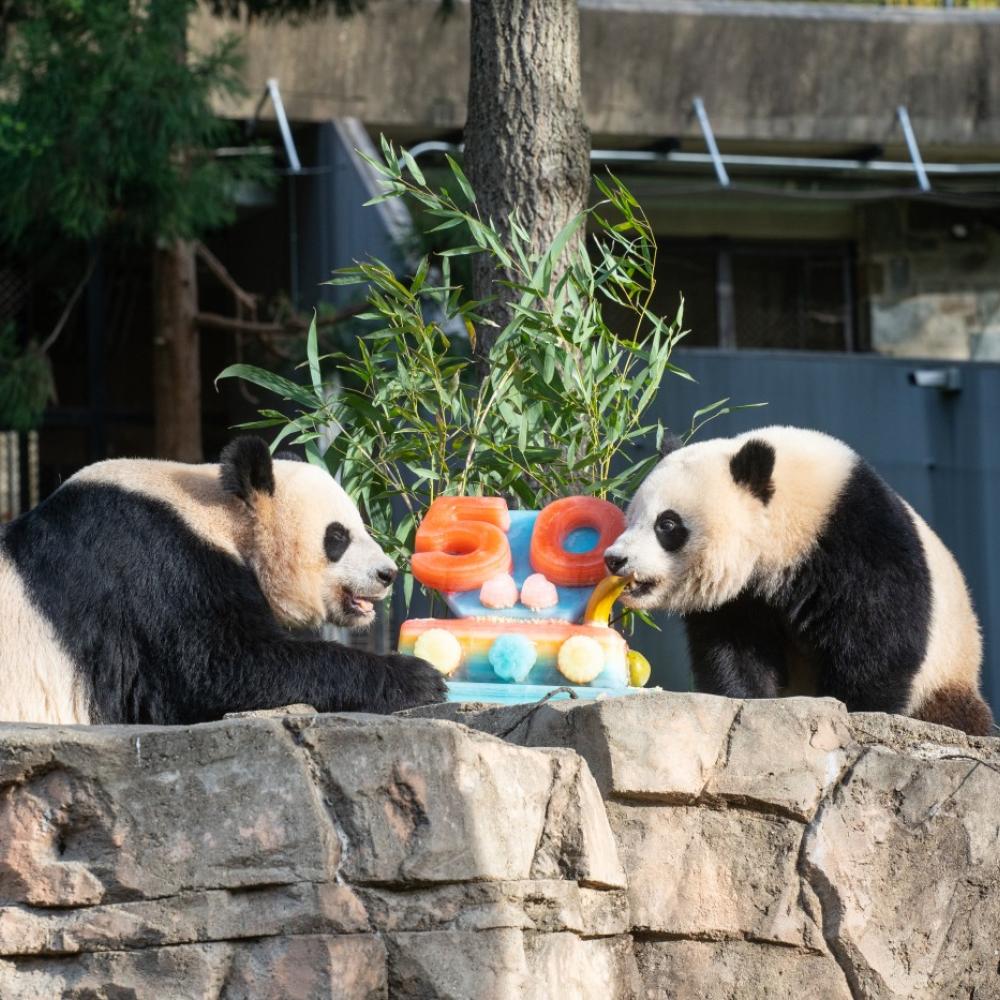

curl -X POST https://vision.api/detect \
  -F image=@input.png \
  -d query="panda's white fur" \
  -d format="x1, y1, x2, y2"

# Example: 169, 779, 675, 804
0, 556, 90, 723
904, 508, 983, 715
0, 437, 445, 725
605, 426, 992, 735
612, 428, 858, 612
72, 456, 394, 629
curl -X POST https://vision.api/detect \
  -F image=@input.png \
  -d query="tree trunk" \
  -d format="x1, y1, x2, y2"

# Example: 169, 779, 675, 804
464, 0, 590, 364
153, 238, 202, 462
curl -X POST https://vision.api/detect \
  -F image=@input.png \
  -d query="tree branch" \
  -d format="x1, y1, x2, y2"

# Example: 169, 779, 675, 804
40, 255, 97, 354
194, 240, 258, 314
195, 303, 367, 336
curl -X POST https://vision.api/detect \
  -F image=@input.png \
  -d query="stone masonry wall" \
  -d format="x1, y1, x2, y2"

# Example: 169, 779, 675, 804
860, 200, 1000, 361
0, 693, 998, 998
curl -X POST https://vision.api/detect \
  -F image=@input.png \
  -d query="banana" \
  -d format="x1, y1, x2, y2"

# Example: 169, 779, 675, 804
583, 575, 629, 627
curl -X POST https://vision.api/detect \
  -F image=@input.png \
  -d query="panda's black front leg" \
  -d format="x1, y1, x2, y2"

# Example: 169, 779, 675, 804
683, 592, 785, 699
808, 619, 912, 716
161, 634, 447, 724
260, 640, 447, 716
366, 649, 450, 713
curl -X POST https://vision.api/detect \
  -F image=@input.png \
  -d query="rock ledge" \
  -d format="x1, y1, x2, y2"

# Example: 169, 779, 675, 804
0, 693, 997, 998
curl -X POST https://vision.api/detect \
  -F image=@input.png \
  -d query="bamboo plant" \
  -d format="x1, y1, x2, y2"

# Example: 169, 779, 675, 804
218, 140, 752, 602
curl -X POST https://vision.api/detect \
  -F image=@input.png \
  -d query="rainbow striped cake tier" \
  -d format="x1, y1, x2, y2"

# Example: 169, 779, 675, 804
398, 616, 629, 691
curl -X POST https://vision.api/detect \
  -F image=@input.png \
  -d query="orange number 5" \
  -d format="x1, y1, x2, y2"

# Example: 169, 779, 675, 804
412, 497, 512, 593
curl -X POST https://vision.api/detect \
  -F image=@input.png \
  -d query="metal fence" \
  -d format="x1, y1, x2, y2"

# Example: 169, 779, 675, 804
0, 432, 40, 524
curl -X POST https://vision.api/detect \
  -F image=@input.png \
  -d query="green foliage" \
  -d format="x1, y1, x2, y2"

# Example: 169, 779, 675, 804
0, 0, 265, 246
0, 324, 54, 432
218, 140, 753, 600
207, 0, 456, 20
209, 0, 369, 18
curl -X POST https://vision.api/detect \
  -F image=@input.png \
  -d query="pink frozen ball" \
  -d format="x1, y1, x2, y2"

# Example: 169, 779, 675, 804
480, 572, 519, 610
520, 573, 559, 612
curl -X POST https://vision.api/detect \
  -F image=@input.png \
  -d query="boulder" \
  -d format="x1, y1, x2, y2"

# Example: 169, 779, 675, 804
0, 935, 388, 1000
1, 693, 997, 998
634, 939, 852, 1000
802, 745, 1000, 999
412, 692, 1000, 999
385, 928, 638, 1000
283, 713, 625, 889
408, 692, 853, 821
0, 719, 336, 907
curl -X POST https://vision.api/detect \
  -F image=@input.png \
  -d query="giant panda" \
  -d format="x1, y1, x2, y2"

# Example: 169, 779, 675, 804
0, 436, 446, 725
604, 426, 995, 736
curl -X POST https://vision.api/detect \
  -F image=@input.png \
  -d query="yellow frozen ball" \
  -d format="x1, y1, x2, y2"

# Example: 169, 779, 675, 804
413, 628, 463, 677
557, 635, 605, 685
627, 650, 652, 688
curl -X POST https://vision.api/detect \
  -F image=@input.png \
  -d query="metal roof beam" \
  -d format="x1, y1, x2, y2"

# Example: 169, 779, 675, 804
405, 142, 1000, 179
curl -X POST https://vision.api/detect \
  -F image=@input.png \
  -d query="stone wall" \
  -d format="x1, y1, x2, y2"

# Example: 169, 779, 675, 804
0, 694, 998, 998
859, 200, 1000, 361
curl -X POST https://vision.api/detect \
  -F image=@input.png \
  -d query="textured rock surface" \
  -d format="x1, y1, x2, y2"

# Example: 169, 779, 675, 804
0, 713, 626, 998
0, 695, 997, 998
634, 939, 852, 1000
411, 693, 1000, 1000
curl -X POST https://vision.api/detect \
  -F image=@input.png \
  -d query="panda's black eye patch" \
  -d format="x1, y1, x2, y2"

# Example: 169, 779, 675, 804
324, 522, 351, 562
654, 509, 688, 552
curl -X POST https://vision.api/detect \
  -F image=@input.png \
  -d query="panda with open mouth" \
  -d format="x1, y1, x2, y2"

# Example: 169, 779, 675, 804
0, 436, 445, 725
605, 426, 994, 736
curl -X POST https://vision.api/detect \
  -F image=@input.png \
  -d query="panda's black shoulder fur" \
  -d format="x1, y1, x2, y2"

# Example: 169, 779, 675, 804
1, 481, 444, 724
778, 457, 932, 712
687, 456, 931, 714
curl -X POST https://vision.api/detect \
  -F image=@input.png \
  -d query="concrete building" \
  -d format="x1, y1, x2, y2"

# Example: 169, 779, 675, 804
198, 0, 1000, 360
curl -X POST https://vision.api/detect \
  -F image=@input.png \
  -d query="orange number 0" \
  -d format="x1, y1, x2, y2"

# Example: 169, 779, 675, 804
530, 496, 626, 587
411, 497, 512, 593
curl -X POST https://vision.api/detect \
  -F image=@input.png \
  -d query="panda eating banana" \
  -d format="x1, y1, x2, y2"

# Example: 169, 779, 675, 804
0, 436, 445, 725
605, 425, 994, 736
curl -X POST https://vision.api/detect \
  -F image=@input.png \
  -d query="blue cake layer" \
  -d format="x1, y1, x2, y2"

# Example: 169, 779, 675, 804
446, 681, 645, 706
443, 510, 599, 623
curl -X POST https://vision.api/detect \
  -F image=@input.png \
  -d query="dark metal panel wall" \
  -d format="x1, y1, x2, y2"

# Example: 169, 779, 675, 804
295, 121, 410, 313
640, 347, 1000, 714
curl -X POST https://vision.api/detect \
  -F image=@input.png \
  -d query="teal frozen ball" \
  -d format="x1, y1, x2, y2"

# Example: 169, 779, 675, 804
489, 634, 537, 683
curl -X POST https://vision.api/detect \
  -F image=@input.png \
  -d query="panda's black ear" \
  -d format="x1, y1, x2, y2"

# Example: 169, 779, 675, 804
659, 430, 684, 458
730, 439, 775, 505
220, 436, 275, 505
274, 450, 303, 462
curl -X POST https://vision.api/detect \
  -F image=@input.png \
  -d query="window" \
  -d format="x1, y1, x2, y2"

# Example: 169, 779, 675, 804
654, 240, 857, 352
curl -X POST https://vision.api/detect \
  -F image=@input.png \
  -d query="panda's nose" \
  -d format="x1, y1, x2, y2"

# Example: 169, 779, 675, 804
376, 566, 398, 586
604, 552, 627, 575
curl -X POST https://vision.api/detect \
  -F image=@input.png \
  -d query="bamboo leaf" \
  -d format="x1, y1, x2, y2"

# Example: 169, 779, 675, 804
401, 148, 426, 186
446, 153, 476, 204
427, 217, 465, 233
216, 364, 317, 408
306, 312, 322, 395
439, 245, 484, 258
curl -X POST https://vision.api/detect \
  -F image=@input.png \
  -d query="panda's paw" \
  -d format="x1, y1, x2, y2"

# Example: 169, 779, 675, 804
381, 653, 448, 711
